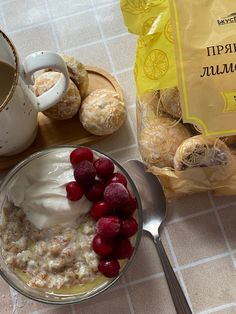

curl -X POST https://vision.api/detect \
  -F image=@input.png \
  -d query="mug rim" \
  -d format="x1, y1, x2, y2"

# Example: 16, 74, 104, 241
0, 30, 19, 113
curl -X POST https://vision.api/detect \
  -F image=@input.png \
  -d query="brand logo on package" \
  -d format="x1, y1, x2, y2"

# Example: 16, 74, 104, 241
218, 13, 236, 26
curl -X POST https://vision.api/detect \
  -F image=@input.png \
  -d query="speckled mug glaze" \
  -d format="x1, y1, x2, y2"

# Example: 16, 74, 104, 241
0, 30, 70, 156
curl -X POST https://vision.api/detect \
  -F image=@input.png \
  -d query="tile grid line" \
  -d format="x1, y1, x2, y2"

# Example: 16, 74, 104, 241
44, 0, 61, 52
94, 0, 121, 10
104, 247, 236, 291
166, 196, 236, 227
9, 288, 17, 314
126, 111, 138, 145
197, 302, 236, 314
112, 66, 133, 76
63, 39, 105, 53
214, 199, 236, 210
91, 0, 116, 74
31, 305, 71, 314
122, 272, 165, 289
71, 304, 76, 314
164, 228, 193, 311
215, 210, 236, 269
31, 290, 236, 314
0, 3, 8, 31
107, 143, 138, 155
4, 0, 121, 35
166, 208, 215, 226
6, 16, 52, 35
126, 103, 136, 110
63, 32, 129, 55
121, 277, 135, 314
208, 192, 236, 269
178, 251, 231, 271
1, 0, 120, 6
0, 0, 15, 5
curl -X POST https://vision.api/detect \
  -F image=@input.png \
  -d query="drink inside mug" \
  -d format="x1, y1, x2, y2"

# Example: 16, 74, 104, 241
0, 61, 15, 106
0, 30, 18, 112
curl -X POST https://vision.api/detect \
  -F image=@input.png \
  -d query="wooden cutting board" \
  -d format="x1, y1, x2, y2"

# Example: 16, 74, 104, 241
0, 66, 123, 170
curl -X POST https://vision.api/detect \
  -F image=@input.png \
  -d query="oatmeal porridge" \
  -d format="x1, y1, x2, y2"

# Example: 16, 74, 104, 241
1, 206, 99, 290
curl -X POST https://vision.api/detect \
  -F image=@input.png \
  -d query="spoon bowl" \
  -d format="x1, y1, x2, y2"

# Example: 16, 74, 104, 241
123, 159, 166, 236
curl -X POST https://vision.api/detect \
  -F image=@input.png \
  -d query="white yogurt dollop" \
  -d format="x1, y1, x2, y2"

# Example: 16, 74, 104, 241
7, 150, 92, 229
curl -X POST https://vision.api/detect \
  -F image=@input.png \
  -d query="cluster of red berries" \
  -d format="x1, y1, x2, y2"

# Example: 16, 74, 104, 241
66, 147, 138, 278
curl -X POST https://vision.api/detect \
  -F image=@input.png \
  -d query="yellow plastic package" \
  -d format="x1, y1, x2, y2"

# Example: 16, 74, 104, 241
121, 0, 236, 198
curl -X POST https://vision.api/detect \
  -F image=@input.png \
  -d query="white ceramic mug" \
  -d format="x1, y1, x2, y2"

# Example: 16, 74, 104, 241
0, 30, 70, 156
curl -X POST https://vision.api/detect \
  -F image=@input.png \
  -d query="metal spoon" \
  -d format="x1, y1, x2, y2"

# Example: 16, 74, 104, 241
123, 159, 192, 314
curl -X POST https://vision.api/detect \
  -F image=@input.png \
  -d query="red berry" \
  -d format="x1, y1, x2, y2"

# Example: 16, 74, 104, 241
90, 201, 111, 220
113, 238, 133, 259
98, 259, 120, 278
96, 216, 121, 238
92, 234, 114, 257
107, 172, 127, 187
66, 181, 84, 201
104, 183, 129, 208
70, 147, 93, 166
74, 160, 96, 186
94, 157, 114, 178
120, 217, 138, 238
116, 196, 137, 217
85, 181, 105, 202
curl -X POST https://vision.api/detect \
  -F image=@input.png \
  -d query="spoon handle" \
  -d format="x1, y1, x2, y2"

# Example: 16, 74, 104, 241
154, 236, 192, 314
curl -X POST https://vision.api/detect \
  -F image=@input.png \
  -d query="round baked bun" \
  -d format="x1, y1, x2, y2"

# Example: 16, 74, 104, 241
174, 135, 232, 170
34, 71, 81, 120
60, 54, 89, 98
159, 87, 182, 119
139, 117, 191, 168
79, 89, 126, 136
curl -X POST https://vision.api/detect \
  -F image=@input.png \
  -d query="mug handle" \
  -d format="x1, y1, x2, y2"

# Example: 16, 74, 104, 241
23, 51, 69, 112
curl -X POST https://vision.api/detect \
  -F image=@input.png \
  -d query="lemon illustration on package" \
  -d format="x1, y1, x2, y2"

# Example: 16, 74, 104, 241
121, 0, 164, 15
164, 19, 173, 43
144, 49, 169, 80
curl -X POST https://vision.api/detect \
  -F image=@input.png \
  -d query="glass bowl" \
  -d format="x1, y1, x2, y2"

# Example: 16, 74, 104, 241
0, 146, 142, 305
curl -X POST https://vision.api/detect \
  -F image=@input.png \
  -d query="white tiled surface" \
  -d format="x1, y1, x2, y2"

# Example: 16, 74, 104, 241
65, 42, 113, 72
0, 1, 236, 314
47, 0, 93, 19
10, 24, 57, 59
2, 0, 50, 31
53, 11, 102, 50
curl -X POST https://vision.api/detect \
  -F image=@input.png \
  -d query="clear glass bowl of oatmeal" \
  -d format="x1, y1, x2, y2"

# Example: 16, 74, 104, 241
0, 146, 142, 304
